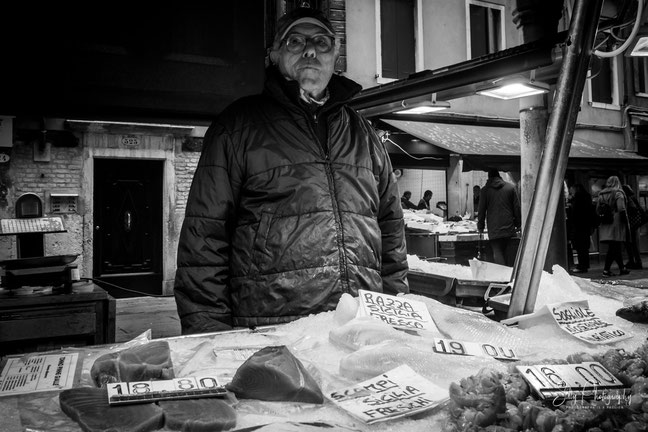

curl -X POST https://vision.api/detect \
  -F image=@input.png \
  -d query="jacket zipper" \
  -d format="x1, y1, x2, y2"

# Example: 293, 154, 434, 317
309, 110, 350, 293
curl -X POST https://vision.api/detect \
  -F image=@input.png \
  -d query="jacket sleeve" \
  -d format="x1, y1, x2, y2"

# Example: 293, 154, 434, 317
616, 190, 628, 224
174, 121, 242, 335
367, 125, 409, 295
477, 189, 487, 232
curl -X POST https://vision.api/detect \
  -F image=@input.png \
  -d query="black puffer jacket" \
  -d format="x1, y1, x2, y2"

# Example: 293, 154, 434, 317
477, 177, 521, 239
174, 66, 409, 334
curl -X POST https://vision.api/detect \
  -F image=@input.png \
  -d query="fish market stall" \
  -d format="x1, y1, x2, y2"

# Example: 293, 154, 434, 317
403, 210, 513, 265
2, 264, 648, 431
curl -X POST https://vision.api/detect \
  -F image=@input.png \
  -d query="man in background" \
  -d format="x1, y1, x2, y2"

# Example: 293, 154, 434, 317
477, 169, 521, 266
401, 191, 418, 209
417, 190, 433, 210
174, 6, 409, 335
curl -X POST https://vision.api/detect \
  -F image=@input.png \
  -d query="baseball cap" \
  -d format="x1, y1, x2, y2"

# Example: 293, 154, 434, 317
273, 7, 336, 48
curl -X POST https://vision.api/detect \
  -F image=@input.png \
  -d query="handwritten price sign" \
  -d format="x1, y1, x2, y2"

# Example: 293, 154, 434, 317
357, 290, 437, 332
550, 301, 631, 344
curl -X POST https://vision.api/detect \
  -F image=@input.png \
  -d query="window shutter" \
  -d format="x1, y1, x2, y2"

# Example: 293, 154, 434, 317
381, 0, 415, 79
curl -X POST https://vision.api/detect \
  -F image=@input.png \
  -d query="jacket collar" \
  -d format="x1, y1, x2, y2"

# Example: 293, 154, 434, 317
263, 65, 362, 111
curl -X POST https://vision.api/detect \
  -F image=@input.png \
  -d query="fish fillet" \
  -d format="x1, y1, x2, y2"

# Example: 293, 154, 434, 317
329, 316, 420, 351
225, 345, 323, 404
91, 340, 175, 387
59, 386, 164, 432
406, 293, 531, 354
158, 398, 237, 431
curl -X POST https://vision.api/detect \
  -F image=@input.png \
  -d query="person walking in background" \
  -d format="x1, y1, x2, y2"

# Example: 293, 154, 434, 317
567, 183, 597, 274
401, 191, 418, 210
417, 190, 433, 210
597, 176, 630, 277
174, 6, 409, 335
623, 184, 643, 269
477, 169, 522, 267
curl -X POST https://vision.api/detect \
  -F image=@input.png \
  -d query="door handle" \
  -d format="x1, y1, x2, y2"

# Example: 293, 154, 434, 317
124, 211, 132, 232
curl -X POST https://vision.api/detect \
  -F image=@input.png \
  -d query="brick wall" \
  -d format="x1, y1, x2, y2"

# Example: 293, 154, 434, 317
11, 143, 83, 196
0, 140, 85, 263
175, 139, 202, 212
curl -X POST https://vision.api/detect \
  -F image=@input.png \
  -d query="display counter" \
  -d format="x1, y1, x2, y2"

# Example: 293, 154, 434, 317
2, 270, 647, 432
406, 230, 495, 265
0, 284, 115, 356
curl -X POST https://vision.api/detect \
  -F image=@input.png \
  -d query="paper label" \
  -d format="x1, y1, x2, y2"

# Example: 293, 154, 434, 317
357, 289, 437, 332
0, 353, 78, 396
328, 365, 447, 424
549, 301, 631, 344
503, 300, 631, 345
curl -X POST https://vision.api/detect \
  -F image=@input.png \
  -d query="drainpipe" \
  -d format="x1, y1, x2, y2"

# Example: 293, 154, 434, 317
515, 0, 568, 272
622, 105, 648, 152
508, 0, 605, 318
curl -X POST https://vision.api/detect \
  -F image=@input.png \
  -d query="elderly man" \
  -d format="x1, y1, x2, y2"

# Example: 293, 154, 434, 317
174, 6, 409, 335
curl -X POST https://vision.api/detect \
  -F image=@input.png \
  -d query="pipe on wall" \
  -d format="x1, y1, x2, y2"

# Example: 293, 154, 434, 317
508, 0, 606, 318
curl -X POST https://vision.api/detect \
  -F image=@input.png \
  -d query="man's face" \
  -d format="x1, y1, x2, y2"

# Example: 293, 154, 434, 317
272, 23, 338, 99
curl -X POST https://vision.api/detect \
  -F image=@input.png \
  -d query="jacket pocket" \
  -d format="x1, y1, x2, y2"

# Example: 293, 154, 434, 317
250, 212, 272, 273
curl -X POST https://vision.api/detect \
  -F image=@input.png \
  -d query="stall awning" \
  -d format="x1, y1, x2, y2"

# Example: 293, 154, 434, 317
382, 119, 648, 173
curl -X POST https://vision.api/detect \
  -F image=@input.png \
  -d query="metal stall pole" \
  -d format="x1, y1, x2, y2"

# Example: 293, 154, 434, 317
507, 0, 605, 318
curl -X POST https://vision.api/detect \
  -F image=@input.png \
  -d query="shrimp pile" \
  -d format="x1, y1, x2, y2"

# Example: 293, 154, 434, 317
445, 342, 648, 431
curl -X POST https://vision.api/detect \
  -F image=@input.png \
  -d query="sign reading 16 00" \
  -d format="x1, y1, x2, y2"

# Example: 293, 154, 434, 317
516, 362, 623, 396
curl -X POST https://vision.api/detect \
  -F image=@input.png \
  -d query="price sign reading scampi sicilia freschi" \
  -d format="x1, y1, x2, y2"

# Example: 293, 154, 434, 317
106, 375, 227, 405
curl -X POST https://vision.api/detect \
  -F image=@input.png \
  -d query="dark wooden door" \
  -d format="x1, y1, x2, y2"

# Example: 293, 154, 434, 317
93, 159, 163, 298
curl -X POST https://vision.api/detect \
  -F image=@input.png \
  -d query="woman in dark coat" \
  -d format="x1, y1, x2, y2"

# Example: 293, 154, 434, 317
597, 176, 630, 277
567, 184, 596, 273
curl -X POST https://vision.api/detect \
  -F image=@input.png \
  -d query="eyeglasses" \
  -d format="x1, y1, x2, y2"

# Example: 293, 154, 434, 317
283, 33, 335, 54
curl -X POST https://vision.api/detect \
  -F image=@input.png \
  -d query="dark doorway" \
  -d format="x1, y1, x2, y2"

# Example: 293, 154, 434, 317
93, 159, 163, 298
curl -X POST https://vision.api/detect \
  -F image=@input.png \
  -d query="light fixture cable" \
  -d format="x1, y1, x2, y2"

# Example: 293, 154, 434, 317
378, 131, 442, 161
594, 0, 644, 58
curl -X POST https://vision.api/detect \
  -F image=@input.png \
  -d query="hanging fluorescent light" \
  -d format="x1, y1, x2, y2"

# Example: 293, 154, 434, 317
626, 27, 648, 57
629, 36, 648, 56
393, 94, 451, 114
477, 75, 550, 100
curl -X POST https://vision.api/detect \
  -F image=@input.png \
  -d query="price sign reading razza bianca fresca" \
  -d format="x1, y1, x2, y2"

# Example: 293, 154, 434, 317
357, 289, 437, 332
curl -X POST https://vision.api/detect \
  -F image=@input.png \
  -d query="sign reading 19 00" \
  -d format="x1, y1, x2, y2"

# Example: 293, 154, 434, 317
432, 337, 518, 361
